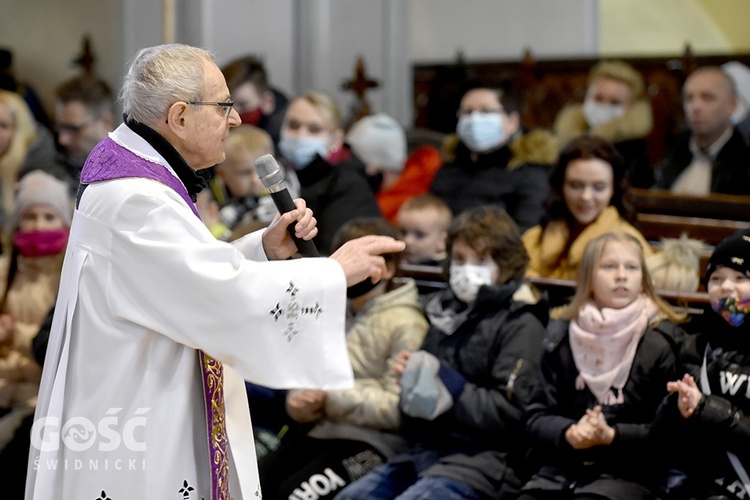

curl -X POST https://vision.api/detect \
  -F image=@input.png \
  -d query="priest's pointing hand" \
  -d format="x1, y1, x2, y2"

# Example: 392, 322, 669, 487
330, 234, 406, 287
260, 198, 406, 286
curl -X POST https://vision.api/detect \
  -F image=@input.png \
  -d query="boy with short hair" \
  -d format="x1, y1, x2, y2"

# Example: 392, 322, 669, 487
337, 205, 549, 499
396, 194, 452, 266
211, 124, 277, 233
653, 227, 750, 499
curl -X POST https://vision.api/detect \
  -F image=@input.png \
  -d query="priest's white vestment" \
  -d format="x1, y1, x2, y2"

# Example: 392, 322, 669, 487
25, 124, 353, 499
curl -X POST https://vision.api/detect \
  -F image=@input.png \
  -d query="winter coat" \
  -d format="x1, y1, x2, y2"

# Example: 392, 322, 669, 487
654, 128, 750, 195
430, 130, 557, 232
394, 280, 549, 498
522, 206, 652, 281
308, 278, 429, 458
289, 153, 381, 255
523, 318, 683, 497
651, 308, 750, 499
554, 100, 655, 188
0, 253, 63, 408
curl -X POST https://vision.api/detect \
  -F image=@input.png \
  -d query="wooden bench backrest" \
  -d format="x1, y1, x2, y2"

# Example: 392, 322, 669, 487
628, 188, 749, 285
636, 213, 750, 247
630, 188, 750, 222
397, 264, 709, 314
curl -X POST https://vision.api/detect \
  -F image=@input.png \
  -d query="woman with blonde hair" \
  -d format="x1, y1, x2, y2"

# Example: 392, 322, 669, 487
278, 90, 380, 254
554, 60, 654, 188
520, 231, 687, 500
0, 90, 56, 224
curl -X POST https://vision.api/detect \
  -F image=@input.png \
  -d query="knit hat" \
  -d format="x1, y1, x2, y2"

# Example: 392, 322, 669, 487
11, 170, 72, 230
646, 234, 704, 293
723, 61, 750, 109
705, 227, 750, 285
346, 113, 407, 172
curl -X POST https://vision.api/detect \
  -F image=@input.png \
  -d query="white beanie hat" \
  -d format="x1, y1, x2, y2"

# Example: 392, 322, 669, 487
722, 61, 750, 108
11, 170, 72, 230
346, 113, 407, 172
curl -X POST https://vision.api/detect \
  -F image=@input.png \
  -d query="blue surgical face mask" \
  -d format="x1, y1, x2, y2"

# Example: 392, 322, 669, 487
456, 112, 505, 153
279, 132, 329, 170
582, 98, 625, 128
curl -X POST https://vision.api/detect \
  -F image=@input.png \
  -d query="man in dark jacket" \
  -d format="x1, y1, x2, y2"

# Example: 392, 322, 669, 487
430, 86, 557, 233
655, 66, 750, 195
53, 75, 116, 183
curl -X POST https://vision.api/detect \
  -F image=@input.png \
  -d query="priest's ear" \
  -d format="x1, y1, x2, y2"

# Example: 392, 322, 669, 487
165, 101, 191, 141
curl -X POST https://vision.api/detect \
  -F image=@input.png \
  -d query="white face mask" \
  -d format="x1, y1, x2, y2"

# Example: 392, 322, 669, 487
449, 263, 496, 304
456, 112, 506, 152
582, 98, 626, 128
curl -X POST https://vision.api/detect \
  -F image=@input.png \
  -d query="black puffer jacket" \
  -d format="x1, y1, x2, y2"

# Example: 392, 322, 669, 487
430, 132, 555, 232
398, 281, 549, 498
292, 154, 381, 255
652, 309, 750, 499
523, 318, 683, 496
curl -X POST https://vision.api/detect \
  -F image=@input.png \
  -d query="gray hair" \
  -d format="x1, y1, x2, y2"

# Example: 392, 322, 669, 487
120, 43, 215, 125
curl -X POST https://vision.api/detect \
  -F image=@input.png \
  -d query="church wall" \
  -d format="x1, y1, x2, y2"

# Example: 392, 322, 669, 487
0, 0, 120, 119
1, 0, 748, 128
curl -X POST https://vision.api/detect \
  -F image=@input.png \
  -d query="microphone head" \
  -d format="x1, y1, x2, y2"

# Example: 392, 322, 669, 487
254, 154, 285, 189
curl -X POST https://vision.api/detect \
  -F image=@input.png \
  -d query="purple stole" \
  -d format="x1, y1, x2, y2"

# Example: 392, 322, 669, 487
81, 137, 229, 499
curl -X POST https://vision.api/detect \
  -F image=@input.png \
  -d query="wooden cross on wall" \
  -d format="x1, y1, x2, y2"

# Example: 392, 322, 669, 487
73, 35, 95, 75
341, 56, 379, 128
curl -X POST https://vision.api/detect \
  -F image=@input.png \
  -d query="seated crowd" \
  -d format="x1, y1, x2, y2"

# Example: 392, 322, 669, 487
1, 46, 750, 499
230, 59, 749, 500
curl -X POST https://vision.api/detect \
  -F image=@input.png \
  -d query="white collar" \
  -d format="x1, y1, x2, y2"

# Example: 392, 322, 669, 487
108, 123, 181, 182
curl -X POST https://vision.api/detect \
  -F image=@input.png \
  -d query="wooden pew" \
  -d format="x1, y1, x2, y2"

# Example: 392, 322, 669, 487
397, 264, 709, 314
527, 276, 709, 315
631, 189, 750, 247
636, 213, 750, 247
629, 188, 750, 285
396, 263, 447, 294
630, 188, 750, 222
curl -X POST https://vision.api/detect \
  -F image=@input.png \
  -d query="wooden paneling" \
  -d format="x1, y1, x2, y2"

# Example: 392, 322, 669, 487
413, 49, 750, 166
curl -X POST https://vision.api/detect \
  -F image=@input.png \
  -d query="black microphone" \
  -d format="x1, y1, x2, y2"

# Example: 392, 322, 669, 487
254, 154, 320, 257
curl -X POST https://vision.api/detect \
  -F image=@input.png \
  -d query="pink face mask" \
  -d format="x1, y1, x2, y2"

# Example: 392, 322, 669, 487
12, 229, 69, 257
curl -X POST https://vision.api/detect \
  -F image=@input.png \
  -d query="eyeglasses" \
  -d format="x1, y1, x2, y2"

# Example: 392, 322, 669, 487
186, 101, 235, 118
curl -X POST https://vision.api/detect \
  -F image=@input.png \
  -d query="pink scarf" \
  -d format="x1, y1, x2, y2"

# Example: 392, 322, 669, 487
569, 294, 657, 405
